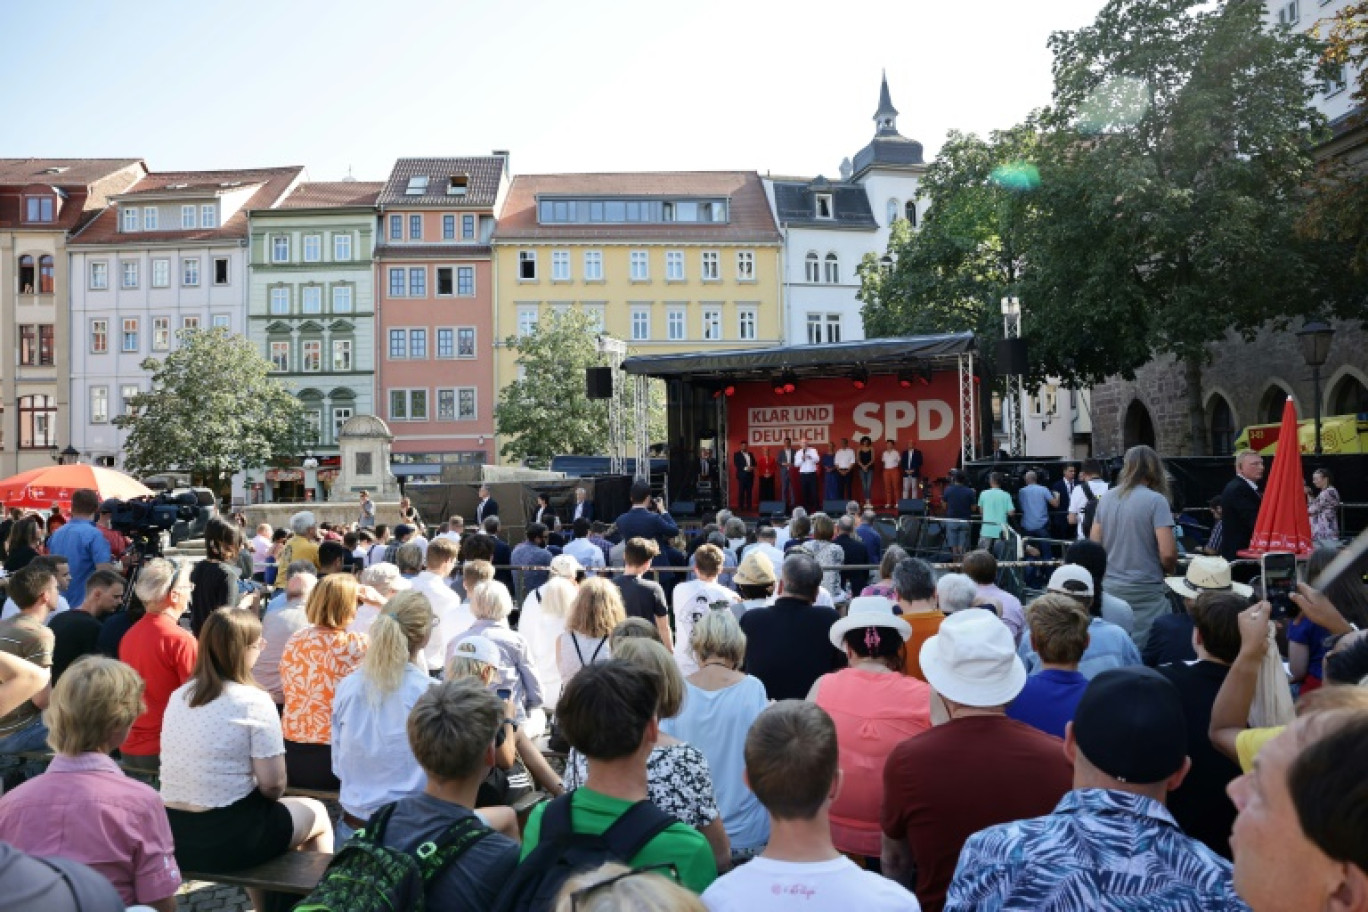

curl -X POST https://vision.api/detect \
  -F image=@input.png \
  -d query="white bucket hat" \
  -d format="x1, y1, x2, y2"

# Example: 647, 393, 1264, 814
1165, 556, 1252, 599
919, 609, 1026, 707
829, 596, 912, 651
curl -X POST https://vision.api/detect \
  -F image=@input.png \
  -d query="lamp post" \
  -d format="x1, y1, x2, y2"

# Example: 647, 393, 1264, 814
1296, 321, 1335, 455
1000, 296, 1025, 457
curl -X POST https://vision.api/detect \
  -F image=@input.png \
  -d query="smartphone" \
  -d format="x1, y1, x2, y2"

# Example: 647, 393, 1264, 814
1262, 551, 1298, 619
496, 687, 512, 701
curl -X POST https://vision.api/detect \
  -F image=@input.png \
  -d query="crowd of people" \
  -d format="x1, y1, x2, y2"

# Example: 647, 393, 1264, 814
0, 448, 1362, 911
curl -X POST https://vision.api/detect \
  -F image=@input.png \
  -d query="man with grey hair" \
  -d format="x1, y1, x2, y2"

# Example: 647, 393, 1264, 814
572, 487, 593, 522
278, 510, 320, 572
936, 572, 981, 614
394, 542, 425, 579
259, 571, 316, 706
743, 525, 787, 572
776, 506, 807, 551
119, 558, 198, 772
739, 552, 841, 700
857, 508, 883, 563
893, 557, 946, 682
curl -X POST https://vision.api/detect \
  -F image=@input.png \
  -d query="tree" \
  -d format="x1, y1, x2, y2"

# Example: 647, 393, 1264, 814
494, 309, 664, 468
114, 328, 308, 488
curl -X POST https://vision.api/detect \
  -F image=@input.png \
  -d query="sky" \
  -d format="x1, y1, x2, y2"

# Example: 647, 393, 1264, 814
2, 0, 1110, 182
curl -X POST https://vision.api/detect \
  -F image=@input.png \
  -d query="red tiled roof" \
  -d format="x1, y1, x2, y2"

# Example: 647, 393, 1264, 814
273, 181, 384, 210
0, 159, 146, 232
0, 158, 144, 186
378, 157, 506, 208
71, 166, 304, 245
492, 172, 781, 242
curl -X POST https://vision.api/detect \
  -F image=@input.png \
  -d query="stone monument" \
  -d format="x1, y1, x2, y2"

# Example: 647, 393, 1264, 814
334, 414, 400, 500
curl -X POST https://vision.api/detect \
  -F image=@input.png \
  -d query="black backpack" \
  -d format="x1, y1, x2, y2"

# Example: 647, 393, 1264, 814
493, 795, 676, 912
1079, 482, 1100, 538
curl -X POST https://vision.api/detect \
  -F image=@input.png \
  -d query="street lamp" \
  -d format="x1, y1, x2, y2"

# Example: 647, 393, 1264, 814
1296, 320, 1335, 455
52, 444, 80, 465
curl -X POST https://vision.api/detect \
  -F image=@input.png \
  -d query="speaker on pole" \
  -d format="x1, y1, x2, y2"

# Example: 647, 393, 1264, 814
586, 367, 614, 400
995, 339, 1029, 376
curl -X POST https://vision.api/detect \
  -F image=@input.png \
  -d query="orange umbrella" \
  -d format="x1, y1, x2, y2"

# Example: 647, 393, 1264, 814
1240, 396, 1314, 558
0, 464, 154, 512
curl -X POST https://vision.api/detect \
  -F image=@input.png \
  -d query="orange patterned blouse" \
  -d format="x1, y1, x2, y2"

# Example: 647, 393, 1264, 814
279, 625, 368, 744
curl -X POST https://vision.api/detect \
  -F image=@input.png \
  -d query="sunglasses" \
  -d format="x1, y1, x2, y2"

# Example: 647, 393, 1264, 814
569, 863, 680, 910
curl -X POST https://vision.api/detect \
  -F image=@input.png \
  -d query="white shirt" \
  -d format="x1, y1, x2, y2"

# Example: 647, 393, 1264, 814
563, 537, 606, 570
833, 447, 857, 470
882, 448, 901, 469
251, 534, 272, 568
437, 531, 463, 544
332, 662, 435, 819
349, 602, 381, 637
1, 596, 70, 622
742, 542, 786, 575
702, 855, 920, 912
1067, 478, 1110, 539
671, 579, 740, 675
257, 601, 309, 702
799, 447, 820, 473
520, 584, 567, 708
411, 571, 473, 671
160, 681, 285, 809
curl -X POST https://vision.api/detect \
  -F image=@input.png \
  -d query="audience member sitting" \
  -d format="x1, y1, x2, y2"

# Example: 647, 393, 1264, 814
257, 569, 315, 708
332, 590, 435, 843
796, 513, 845, 600
280, 573, 370, 789
519, 660, 716, 894
119, 558, 198, 773
673, 544, 740, 675
564, 637, 731, 873
890, 557, 945, 681
49, 568, 125, 684
664, 609, 770, 864
614, 538, 673, 648
811, 596, 930, 863
411, 537, 471, 674
1063, 539, 1136, 634
732, 550, 777, 613
882, 609, 1072, 912
520, 554, 581, 711
933, 572, 980, 615
1148, 556, 1251, 667
0, 656, 180, 911
558, 577, 625, 686
160, 609, 331, 889
702, 701, 919, 911
946, 667, 1244, 910
739, 553, 842, 700
1022, 565, 1141, 678
355, 561, 410, 634
0, 564, 60, 754
1007, 593, 1091, 738
453, 580, 542, 723
188, 516, 246, 636
961, 550, 1025, 644
556, 860, 707, 912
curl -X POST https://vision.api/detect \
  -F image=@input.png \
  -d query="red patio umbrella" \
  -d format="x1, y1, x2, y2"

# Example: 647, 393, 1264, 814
1239, 396, 1314, 558
0, 464, 153, 512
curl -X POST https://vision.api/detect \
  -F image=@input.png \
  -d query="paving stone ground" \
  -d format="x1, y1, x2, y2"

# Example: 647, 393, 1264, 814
177, 882, 251, 911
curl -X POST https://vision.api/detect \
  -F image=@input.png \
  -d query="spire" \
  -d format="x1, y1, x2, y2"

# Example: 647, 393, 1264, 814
874, 70, 899, 135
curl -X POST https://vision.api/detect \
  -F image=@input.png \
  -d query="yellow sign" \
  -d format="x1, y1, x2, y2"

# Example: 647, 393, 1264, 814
1234, 414, 1368, 455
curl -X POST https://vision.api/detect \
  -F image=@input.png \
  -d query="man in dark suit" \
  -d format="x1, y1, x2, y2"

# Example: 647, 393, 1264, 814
531, 492, 553, 526
475, 485, 499, 526
733, 441, 756, 510
572, 488, 594, 522
614, 480, 680, 550
1219, 450, 1264, 564
777, 437, 796, 509
1050, 464, 1078, 539
901, 441, 925, 501
480, 516, 515, 593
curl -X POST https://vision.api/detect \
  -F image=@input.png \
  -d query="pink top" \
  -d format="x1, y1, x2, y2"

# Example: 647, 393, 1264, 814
0, 752, 181, 905
815, 667, 932, 856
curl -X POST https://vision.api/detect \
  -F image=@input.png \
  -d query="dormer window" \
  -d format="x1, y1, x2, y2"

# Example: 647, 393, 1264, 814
405, 176, 429, 195
447, 175, 469, 196
24, 196, 54, 223
122, 207, 140, 232
815, 193, 833, 219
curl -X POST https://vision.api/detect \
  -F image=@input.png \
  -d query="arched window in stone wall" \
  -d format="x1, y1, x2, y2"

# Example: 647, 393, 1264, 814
1329, 374, 1368, 416
1207, 394, 1236, 456
1259, 384, 1293, 424
1123, 399, 1157, 449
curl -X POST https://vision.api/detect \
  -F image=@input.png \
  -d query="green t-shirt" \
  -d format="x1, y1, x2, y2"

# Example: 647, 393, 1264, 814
520, 787, 717, 894
977, 487, 1014, 540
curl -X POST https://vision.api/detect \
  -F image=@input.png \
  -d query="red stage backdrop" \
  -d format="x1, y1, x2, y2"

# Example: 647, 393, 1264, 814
727, 372, 964, 509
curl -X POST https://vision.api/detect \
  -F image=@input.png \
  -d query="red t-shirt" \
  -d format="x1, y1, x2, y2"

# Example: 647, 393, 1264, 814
881, 714, 1073, 912
119, 611, 197, 757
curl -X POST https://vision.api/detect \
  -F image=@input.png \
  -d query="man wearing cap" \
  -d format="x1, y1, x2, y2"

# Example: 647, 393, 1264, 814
1146, 556, 1252, 669
1022, 565, 1142, 680
613, 538, 672, 649
882, 610, 1073, 912
946, 667, 1245, 911
277, 510, 321, 573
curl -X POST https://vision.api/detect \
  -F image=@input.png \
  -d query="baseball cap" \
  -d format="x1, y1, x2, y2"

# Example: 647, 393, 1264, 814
449, 635, 501, 669
1073, 667, 1187, 784
1047, 565, 1095, 600
393, 523, 416, 539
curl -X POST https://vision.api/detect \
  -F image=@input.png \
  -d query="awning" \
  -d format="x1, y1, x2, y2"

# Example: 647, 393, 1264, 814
620, 333, 976, 381
391, 464, 443, 478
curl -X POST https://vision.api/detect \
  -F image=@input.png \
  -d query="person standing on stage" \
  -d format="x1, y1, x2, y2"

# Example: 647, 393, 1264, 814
901, 440, 924, 502
881, 440, 902, 509
822, 442, 840, 504
778, 438, 797, 510
758, 447, 776, 505
834, 437, 857, 502
856, 436, 876, 506
734, 441, 756, 511
799, 441, 821, 512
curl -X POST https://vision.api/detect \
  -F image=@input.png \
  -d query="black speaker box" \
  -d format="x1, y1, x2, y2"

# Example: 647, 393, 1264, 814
898, 498, 926, 515
758, 500, 786, 517
671, 501, 696, 517
823, 499, 850, 515
586, 367, 614, 399
995, 338, 1029, 375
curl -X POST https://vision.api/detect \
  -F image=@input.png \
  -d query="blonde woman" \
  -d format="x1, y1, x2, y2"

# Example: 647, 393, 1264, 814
520, 554, 581, 709
557, 577, 625, 685
331, 590, 435, 843
451, 581, 543, 726
555, 861, 707, 912
563, 638, 732, 874
0, 657, 179, 911
280, 573, 372, 789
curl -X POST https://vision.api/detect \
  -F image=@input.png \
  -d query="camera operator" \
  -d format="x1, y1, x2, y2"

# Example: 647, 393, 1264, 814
613, 482, 678, 553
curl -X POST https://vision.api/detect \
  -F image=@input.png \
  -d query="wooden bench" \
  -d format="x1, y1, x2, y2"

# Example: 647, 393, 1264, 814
283, 786, 340, 802
182, 850, 332, 897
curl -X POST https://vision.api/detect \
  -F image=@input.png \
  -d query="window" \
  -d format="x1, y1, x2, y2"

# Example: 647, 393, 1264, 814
904, 201, 918, 227
437, 388, 479, 421
409, 214, 422, 240
389, 214, 402, 240
702, 307, 721, 340
584, 250, 603, 281
667, 307, 686, 341
390, 329, 408, 359
181, 205, 196, 229
303, 235, 321, 262
447, 175, 469, 196
200, 205, 216, 229
701, 251, 720, 280
1277, 0, 1299, 24
122, 207, 139, 232
272, 235, 289, 263
270, 287, 289, 314
121, 318, 139, 352
405, 176, 429, 195
736, 250, 755, 280
443, 215, 455, 240
806, 313, 842, 344
89, 261, 109, 290
517, 306, 538, 337
213, 257, 229, 285
304, 410, 322, 443
38, 325, 53, 365
152, 258, 170, 288
631, 307, 650, 341
437, 389, 456, 421
409, 328, 427, 359
738, 307, 757, 341
552, 250, 571, 281
409, 390, 429, 420
152, 317, 171, 351
1325, 63, 1347, 96
880, 254, 894, 271
302, 286, 322, 314
38, 255, 53, 294
815, 193, 833, 219
24, 196, 54, 222
121, 261, 139, 289
333, 233, 352, 261
887, 199, 899, 225
437, 328, 455, 358
143, 207, 159, 230
519, 250, 538, 280
805, 252, 820, 282
120, 385, 139, 416
332, 407, 353, 441
388, 267, 405, 297
302, 340, 322, 372
18, 326, 35, 365
17, 395, 57, 449
90, 319, 108, 354
824, 252, 839, 284
462, 214, 475, 239
408, 267, 426, 297
182, 258, 200, 286
629, 250, 649, 281
457, 266, 474, 296
17, 255, 34, 293
184, 315, 202, 332
457, 327, 475, 358
332, 285, 352, 312
666, 250, 684, 280
90, 386, 109, 424
437, 267, 454, 296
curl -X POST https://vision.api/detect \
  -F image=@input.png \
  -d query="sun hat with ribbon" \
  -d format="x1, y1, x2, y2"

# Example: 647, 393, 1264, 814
829, 596, 912, 651
1164, 555, 1253, 599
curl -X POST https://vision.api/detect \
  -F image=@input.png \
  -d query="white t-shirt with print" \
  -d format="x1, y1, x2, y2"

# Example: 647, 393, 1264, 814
703, 856, 920, 911
671, 579, 739, 675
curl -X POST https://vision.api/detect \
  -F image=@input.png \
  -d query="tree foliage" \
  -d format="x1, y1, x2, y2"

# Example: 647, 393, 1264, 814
494, 309, 664, 469
113, 328, 308, 483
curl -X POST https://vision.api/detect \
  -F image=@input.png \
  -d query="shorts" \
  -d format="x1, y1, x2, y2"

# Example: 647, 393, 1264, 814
285, 740, 340, 791
166, 788, 294, 873
945, 524, 969, 548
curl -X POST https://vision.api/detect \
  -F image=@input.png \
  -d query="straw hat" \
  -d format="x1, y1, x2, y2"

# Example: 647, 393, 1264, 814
1164, 556, 1252, 599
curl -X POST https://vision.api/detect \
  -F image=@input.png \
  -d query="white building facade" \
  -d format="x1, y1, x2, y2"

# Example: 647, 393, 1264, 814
1265, 0, 1362, 124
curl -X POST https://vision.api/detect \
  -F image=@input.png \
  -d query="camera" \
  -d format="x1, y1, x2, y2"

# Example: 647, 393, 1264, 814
102, 491, 201, 537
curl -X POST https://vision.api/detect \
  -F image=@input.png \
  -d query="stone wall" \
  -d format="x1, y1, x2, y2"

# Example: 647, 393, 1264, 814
238, 502, 405, 532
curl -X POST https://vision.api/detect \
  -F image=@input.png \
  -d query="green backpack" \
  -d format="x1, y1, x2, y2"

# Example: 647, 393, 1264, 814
297, 802, 491, 912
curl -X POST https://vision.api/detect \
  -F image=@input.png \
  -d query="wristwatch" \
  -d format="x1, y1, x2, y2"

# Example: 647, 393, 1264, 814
503, 718, 519, 731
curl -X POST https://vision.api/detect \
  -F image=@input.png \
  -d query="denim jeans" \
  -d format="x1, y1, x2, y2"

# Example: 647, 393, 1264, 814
0, 718, 49, 755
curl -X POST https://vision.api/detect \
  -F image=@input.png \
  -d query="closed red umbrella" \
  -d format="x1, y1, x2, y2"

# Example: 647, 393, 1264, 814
1240, 396, 1314, 558
0, 464, 154, 512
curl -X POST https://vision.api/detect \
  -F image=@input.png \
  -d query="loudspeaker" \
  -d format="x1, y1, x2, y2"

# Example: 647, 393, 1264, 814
758, 500, 786, 517
823, 499, 849, 515
671, 501, 696, 517
586, 367, 613, 399
898, 498, 926, 515
996, 338, 1029, 375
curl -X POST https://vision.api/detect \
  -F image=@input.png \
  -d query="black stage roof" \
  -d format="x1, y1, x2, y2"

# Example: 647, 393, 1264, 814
620, 332, 976, 382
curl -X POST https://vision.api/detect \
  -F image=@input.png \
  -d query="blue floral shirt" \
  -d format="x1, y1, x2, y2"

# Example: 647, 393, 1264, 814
946, 789, 1249, 911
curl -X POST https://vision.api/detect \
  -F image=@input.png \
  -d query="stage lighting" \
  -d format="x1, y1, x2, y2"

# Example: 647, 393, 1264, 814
783, 381, 796, 394
851, 368, 869, 390
898, 371, 914, 388
724, 385, 736, 397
